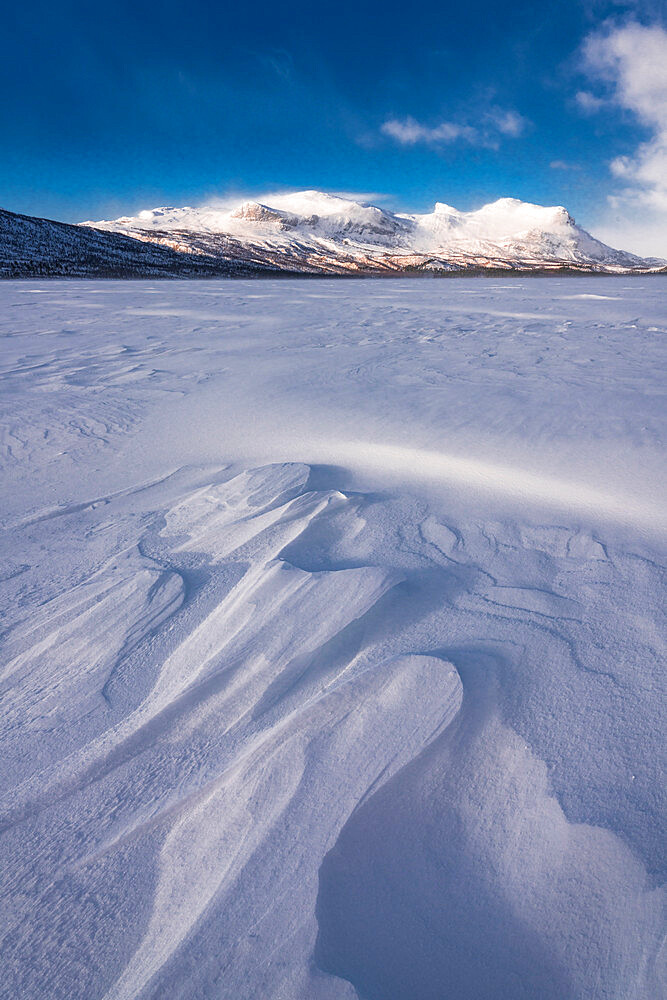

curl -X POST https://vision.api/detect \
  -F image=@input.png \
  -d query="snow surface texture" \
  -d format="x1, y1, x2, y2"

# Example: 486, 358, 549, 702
0, 278, 665, 999
85, 191, 664, 274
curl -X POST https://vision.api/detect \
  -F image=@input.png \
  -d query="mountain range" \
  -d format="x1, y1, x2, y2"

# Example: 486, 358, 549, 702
2, 191, 665, 277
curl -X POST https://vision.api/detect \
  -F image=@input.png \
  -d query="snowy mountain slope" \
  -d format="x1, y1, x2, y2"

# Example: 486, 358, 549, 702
0, 207, 282, 278
86, 190, 665, 274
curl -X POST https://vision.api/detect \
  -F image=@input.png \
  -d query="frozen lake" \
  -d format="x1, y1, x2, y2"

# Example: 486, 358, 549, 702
0, 277, 665, 999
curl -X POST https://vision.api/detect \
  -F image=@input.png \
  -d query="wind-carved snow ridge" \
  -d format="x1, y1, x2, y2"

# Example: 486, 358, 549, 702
0, 463, 465, 999
1, 460, 664, 999
83, 190, 665, 274
98, 465, 458, 1000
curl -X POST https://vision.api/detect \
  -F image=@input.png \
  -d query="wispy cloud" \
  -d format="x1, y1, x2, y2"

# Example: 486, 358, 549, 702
251, 47, 294, 80
550, 159, 582, 170
381, 118, 477, 145
381, 108, 528, 149
575, 90, 606, 112
489, 109, 526, 137
582, 20, 667, 256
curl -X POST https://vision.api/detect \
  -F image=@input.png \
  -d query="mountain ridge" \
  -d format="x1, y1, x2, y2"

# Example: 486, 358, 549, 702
84, 191, 665, 275
1, 192, 665, 277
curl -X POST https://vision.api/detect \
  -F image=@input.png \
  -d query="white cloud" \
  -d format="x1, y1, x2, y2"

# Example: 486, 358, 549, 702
575, 90, 606, 112
550, 159, 581, 170
381, 108, 527, 148
489, 109, 527, 136
582, 21, 667, 257
381, 117, 478, 145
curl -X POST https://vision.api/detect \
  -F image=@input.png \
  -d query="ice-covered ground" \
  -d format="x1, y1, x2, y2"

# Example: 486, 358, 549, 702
0, 277, 665, 999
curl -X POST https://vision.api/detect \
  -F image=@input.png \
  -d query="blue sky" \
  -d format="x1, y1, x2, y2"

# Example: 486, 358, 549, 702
3, 0, 667, 252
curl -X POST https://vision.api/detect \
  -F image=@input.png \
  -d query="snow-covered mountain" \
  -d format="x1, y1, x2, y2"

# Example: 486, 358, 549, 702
85, 190, 664, 274
1, 192, 663, 278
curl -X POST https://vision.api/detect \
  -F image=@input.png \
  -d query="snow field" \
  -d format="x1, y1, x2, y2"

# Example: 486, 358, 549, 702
0, 278, 664, 999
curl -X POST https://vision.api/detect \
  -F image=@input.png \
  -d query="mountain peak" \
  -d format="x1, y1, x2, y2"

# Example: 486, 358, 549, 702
230, 201, 287, 224
433, 202, 460, 215
473, 198, 573, 225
